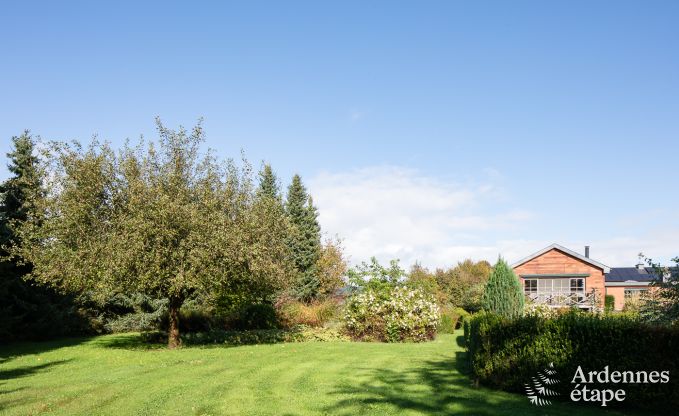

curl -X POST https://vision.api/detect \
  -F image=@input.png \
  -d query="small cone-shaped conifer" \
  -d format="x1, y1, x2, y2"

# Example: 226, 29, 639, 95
481, 257, 525, 319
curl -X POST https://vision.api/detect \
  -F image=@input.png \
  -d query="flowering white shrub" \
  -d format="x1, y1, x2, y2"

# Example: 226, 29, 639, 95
344, 286, 440, 342
523, 302, 558, 318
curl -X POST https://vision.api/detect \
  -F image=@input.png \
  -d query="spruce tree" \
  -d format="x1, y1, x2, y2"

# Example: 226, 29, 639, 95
285, 174, 321, 301
1, 132, 41, 235
0, 132, 87, 341
257, 163, 281, 200
481, 258, 524, 319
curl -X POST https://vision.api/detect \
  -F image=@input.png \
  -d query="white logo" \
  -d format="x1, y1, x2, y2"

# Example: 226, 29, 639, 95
525, 363, 560, 406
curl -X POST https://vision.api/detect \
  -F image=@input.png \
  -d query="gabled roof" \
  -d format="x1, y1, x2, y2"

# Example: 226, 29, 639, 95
511, 243, 611, 274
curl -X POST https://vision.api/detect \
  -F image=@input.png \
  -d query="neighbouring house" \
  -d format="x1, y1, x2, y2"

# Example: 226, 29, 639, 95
511, 243, 659, 311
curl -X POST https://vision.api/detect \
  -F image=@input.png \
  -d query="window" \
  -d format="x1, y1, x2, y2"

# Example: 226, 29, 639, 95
524, 279, 537, 295
624, 288, 647, 299
537, 278, 570, 294
570, 278, 584, 293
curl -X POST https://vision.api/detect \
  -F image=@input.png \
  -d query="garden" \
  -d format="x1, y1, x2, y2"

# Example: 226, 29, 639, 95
1, 127, 678, 415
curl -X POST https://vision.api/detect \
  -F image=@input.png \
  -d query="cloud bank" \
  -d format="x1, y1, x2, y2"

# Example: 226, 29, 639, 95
308, 166, 532, 268
308, 165, 679, 269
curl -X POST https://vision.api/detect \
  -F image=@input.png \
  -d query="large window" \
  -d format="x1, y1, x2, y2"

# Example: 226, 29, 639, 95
523, 278, 585, 295
624, 288, 647, 299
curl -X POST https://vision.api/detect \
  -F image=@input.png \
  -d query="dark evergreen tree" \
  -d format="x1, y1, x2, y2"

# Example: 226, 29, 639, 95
0, 132, 89, 341
481, 258, 524, 319
285, 174, 321, 302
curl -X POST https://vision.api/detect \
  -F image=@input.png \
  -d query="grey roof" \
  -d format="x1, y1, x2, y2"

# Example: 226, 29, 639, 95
605, 267, 660, 283
511, 243, 611, 273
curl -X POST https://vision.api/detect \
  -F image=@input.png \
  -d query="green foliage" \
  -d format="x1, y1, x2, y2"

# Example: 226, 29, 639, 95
231, 303, 280, 330
407, 263, 442, 302
481, 258, 524, 319
405, 259, 491, 312
285, 174, 322, 302
604, 294, 615, 313
179, 325, 349, 346
10, 120, 293, 348
642, 255, 679, 325
0, 132, 94, 341
444, 259, 491, 312
344, 286, 439, 342
348, 257, 406, 293
314, 237, 347, 298
466, 311, 679, 411
99, 293, 168, 333
257, 163, 281, 200
438, 306, 471, 334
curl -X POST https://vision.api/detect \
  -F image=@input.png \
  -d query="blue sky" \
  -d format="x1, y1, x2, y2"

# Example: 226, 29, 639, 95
2, 1, 678, 267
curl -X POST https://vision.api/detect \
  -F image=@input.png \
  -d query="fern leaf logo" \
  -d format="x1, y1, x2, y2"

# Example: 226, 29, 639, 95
525, 362, 560, 406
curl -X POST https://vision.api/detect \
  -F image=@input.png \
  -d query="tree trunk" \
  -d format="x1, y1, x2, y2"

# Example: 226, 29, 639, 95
168, 296, 183, 349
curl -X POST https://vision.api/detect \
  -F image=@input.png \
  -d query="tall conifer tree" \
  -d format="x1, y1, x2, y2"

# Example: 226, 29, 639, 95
285, 174, 321, 301
0, 132, 86, 341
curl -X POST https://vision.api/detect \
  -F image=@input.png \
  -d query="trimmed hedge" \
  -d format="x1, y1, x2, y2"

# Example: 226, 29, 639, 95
439, 307, 471, 334
465, 311, 679, 411
141, 325, 349, 346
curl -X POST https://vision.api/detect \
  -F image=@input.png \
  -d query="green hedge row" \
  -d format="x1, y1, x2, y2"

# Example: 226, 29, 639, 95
464, 311, 679, 411
142, 325, 348, 346
438, 307, 470, 334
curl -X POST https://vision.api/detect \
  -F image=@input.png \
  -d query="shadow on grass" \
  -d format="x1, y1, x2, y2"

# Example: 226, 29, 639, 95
0, 337, 90, 363
322, 346, 634, 416
0, 359, 69, 410
86, 333, 164, 350
0, 359, 70, 381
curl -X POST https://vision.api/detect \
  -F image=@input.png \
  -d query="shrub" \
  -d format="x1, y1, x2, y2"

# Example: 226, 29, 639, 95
604, 294, 615, 313
454, 307, 471, 327
439, 307, 471, 334
276, 298, 341, 328
465, 311, 679, 412
179, 325, 349, 346
481, 258, 524, 319
231, 303, 279, 330
623, 295, 644, 314
344, 286, 439, 342
438, 309, 457, 334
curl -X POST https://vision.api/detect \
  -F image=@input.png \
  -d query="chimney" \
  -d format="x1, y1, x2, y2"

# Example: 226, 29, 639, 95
636, 253, 645, 271
585, 246, 590, 258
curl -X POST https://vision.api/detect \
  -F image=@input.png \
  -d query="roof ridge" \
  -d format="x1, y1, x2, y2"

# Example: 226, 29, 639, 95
511, 243, 611, 274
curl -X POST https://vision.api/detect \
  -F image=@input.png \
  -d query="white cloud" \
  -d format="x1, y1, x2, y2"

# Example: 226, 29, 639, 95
308, 165, 533, 268
308, 165, 679, 270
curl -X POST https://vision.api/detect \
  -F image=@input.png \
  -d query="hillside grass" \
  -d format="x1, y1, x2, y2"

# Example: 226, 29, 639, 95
0, 331, 643, 415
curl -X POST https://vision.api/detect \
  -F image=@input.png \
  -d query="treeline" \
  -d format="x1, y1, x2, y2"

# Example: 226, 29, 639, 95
0, 120, 346, 346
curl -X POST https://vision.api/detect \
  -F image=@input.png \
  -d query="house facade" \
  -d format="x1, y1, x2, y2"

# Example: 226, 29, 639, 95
512, 243, 656, 311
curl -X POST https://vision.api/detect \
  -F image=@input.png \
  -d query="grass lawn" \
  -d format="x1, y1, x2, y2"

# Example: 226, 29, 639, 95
0, 331, 643, 416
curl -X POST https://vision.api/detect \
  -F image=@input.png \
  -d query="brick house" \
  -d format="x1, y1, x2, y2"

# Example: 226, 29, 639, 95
511, 243, 657, 311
